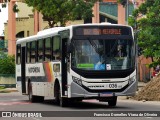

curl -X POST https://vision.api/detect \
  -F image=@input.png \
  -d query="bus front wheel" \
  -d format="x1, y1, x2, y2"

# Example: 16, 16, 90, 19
108, 96, 117, 107
54, 83, 68, 107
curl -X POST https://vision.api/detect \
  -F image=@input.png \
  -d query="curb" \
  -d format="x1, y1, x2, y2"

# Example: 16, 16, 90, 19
0, 88, 18, 93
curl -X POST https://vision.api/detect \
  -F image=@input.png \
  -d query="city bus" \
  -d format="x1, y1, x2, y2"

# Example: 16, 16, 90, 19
16, 23, 137, 107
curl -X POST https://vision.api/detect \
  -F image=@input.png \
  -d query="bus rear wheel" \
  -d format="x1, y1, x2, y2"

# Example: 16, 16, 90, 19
28, 83, 44, 103
108, 96, 117, 107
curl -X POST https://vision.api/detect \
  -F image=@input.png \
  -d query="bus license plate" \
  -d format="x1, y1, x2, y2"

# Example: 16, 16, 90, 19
100, 92, 113, 97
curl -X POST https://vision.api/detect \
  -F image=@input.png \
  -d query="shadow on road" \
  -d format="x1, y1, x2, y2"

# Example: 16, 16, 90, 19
41, 99, 131, 110
0, 92, 132, 110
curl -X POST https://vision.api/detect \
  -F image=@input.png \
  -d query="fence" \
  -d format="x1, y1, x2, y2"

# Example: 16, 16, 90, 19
0, 40, 8, 52
0, 74, 16, 88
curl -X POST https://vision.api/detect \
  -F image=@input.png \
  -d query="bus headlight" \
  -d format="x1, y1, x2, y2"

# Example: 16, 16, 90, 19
129, 76, 136, 85
72, 76, 82, 86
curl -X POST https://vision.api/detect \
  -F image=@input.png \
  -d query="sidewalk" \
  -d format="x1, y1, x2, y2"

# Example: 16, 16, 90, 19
138, 82, 147, 87
137, 81, 147, 91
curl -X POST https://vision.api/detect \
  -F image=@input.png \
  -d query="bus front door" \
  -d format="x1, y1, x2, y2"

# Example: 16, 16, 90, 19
61, 38, 68, 97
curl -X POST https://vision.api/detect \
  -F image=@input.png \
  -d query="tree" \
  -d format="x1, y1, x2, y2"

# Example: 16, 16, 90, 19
25, 0, 100, 27
0, 52, 15, 74
117, 0, 127, 7
129, 0, 160, 68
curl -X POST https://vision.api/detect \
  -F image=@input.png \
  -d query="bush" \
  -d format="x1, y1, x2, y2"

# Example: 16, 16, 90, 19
0, 52, 15, 74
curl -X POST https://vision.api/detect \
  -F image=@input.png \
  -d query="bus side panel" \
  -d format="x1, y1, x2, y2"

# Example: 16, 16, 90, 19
25, 62, 58, 97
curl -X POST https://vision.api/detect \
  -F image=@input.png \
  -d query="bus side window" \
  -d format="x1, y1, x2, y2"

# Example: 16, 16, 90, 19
45, 37, 51, 61
16, 44, 21, 64
26, 43, 31, 63
53, 36, 61, 60
30, 41, 36, 63
38, 39, 44, 62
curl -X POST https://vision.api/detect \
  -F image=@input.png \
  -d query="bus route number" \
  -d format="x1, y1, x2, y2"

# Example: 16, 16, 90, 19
109, 83, 117, 88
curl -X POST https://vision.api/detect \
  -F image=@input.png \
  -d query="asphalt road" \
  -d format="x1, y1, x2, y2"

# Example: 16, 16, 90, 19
0, 92, 160, 120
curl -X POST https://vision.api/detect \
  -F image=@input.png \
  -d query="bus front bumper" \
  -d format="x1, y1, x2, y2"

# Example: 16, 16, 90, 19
70, 80, 137, 98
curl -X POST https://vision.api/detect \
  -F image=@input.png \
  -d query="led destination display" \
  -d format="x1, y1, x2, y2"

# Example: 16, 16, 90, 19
74, 26, 131, 36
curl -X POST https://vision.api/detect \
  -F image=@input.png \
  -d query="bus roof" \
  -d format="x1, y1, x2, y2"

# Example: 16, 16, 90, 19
16, 23, 132, 45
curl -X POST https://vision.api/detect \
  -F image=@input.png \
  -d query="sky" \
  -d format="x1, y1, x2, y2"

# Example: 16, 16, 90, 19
0, 3, 8, 36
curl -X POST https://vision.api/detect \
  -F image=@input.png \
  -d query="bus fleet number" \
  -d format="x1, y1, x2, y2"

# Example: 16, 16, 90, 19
109, 84, 117, 88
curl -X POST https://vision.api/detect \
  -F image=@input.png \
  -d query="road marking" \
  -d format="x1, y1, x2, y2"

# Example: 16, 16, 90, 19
0, 102, 31, 106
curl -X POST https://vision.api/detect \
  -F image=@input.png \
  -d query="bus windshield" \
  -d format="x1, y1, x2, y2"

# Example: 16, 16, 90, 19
71, 39, 134, 71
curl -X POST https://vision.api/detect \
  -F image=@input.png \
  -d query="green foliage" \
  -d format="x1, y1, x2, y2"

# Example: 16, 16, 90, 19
128, 16, 136, 28
13, 4, 19, 13
132, 9, 139, 17
117, 0, 127, 7
129, 0, 160, 68
138, 3, 147, 15
25, 0, 100, 27
0, 86, 5, 90
2, 3, 7, 8
0, 52, 15, 74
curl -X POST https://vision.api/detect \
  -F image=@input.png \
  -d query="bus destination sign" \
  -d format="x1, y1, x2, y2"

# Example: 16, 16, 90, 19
84, 28, 121, 35
74, 27, 130, 36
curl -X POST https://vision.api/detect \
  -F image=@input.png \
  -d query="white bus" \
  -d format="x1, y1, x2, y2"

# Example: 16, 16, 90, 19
16, 23, 137, 107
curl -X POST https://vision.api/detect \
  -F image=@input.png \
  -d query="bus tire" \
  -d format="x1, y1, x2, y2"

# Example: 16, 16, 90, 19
38, 96, 44, 102
59, 96, 68, 107
108, 96, 117, 107
54, 83, 68, 107
54, 82, 60, 105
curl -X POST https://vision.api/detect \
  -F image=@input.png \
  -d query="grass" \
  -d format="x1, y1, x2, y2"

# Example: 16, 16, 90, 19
0, 86, 10, 93
0, 86, 5, 90
0, 86, 18, 93
0, 91, 10, 93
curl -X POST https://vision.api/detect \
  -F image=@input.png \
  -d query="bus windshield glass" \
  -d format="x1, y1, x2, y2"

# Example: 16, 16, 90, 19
71, 39, 134, 71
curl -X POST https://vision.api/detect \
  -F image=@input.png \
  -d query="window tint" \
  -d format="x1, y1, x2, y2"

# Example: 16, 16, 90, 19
26, 43, 30, 63
53, 36, 61, 60
45, 37, 51, 61
31, 41, 36, 63
25, 36, 61, 63
38, 39, 44, 62
16, 44, 21, 64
